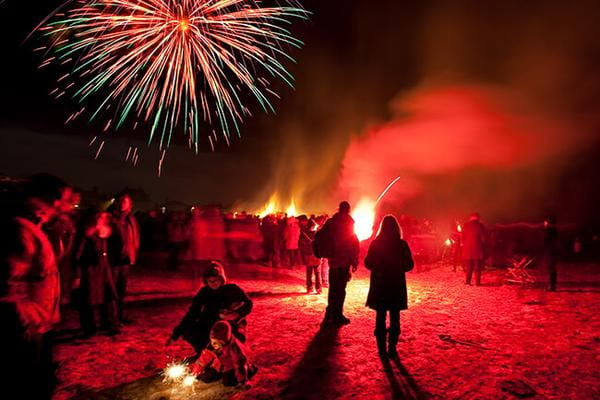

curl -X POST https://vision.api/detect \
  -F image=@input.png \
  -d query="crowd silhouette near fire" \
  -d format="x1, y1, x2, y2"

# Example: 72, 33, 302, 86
1, 172, 592, 399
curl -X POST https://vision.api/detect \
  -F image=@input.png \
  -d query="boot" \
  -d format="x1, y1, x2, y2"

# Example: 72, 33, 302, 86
388, 333, 399, 359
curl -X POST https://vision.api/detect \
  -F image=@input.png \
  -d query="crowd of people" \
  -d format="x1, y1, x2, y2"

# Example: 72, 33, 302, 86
0, 174, 143, 399
0, 173, 573, 398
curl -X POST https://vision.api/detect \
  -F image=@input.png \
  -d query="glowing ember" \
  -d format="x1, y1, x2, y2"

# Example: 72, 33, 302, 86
445, 238, 453, 246
353, 198, 376, 241
183, 375, 196, 386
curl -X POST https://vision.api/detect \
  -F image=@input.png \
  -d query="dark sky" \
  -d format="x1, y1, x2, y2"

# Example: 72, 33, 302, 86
1, 0, 599, 223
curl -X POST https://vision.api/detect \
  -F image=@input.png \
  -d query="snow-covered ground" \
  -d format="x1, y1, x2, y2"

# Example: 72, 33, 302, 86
53, 260, 600, 400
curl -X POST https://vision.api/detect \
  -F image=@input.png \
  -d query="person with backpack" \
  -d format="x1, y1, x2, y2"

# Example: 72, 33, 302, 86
314, 201, 359, 326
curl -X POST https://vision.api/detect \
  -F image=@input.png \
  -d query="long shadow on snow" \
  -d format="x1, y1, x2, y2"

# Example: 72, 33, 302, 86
279, 325, 342, 400
385, 356, 430, 400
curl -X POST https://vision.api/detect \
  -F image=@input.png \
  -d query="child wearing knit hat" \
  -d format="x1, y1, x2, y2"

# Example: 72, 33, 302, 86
191, 320, 258, 387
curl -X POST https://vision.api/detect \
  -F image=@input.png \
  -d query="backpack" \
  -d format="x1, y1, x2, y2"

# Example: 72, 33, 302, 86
312, 222, 335, 258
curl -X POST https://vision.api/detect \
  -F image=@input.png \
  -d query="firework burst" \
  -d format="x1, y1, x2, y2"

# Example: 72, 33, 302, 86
38, 0, 307, 151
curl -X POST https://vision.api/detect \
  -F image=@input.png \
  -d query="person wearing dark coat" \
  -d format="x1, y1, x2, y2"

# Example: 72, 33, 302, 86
298, 216, 322, 294
111, 193, 140, 324
542, 217, 560, 291
260, 215, 280, 267
0, 173, 71, 400
461, 213, 486, 286
322, 201, 359, 326
75, 211, 122, 337
166, 262, 253, 360
364, 215, 414, 358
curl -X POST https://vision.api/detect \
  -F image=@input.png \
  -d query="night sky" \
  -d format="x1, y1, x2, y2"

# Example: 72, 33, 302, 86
1, 0, 599, 223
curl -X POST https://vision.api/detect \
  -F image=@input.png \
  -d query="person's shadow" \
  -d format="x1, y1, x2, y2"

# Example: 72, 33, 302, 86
279, 325, 342, 400
382, 355, 430, 400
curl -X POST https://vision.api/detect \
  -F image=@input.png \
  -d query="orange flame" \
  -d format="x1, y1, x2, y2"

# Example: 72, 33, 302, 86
352, 198, 376, 241
286, 199, 298, 217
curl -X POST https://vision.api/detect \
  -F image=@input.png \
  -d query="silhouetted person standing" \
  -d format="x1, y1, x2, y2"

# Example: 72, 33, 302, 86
111, 193, 139, 324
365, 215, 414, 358
543, 217, 559, 291
0, 173, 71, 400
322, 201, 359, 326
461, 212, 486, 286
75, 211, 121, 337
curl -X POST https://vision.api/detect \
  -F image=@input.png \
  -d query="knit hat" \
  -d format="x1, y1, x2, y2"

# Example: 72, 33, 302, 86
210, 321, 232, 344
202, 261, 227, 284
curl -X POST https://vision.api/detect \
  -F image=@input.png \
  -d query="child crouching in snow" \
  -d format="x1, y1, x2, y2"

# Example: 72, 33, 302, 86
191, 320, 258, 387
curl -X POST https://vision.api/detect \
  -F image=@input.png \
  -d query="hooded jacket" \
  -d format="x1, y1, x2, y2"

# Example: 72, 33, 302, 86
171, 265, 252, 340
191, 321, 250, 382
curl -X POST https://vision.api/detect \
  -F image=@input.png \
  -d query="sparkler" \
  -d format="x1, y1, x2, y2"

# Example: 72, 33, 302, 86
163, 362, 188, 383
38, 0, 308, 151
163, 361, 198, 391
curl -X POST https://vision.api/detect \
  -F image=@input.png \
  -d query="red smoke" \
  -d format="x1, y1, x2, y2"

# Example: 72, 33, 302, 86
338, 85, 586, 222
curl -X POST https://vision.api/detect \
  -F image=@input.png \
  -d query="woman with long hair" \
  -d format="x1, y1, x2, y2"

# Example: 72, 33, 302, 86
364, 215, 414, 358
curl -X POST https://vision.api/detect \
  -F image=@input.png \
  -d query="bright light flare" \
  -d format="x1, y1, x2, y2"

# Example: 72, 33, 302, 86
352, 198, 376, 241
163, 363, 188, 383
286, 199, 298, 217
258, 194, 278, 218
445, 238, 453, 247
457, 224, 462, 233
183, 375, 196, 386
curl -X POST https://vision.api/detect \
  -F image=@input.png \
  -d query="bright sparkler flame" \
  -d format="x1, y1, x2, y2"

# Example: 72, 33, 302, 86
352, 198, 376, 241
445, 238, 453, 246
163, 362, 189, 383
183, 375, 196, 386
457, 224, 462, 233
166, 364, 186, 379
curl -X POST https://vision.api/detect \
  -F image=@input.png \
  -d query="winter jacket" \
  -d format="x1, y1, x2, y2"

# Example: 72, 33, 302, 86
0, 217, 60, 335
323, 212, 359, 268
191, 321, 250, 382
283, 218, 300, 250
75, 234, 120, 305
171, 283, 252, 340
461, 219, 485, 260
112, 212, 140, 265
299, 226, 319, 266
364, 234, 414, 310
